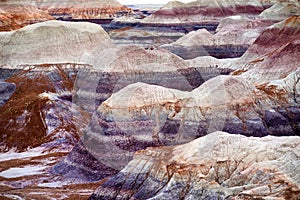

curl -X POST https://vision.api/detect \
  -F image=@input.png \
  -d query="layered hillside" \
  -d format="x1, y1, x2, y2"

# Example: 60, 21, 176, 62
52, 47, 233, 181
161, 16, 272, 59
75, 44, 232, 113
232, 16, 300, 83
90, 132, 300, 200
0, 19, 116, 151
141, 0, 275, 24
0, 20, 114, 198
35, 0, 131, 19
54, 66, 299, 181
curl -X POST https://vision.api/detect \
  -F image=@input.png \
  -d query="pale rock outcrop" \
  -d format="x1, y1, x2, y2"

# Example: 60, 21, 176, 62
255, 67, 300, 111
0, 20, 113, 66
232, 16, 300, 83
90, 131, 300, 200
162, 1, 186, 9
260, 0, 300, 21
95, 74, 298, 140
35, 0, 131, 19
0, 81, 16, 107
161, 16, 272, 59
0, 0, 53, 31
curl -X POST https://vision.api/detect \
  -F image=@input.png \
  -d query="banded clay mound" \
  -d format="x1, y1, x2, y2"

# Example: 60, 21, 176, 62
75, 45, 193, 113
232, 16, 300, 83
35, 0, 131, 19
0, 20, 113, 66
85, 45, 188, 73
260, 0, 300, 21
90, 131, 300, 200
141, 0, 275, 24
0, 1, 53, 31
0, 65, 90, 152
75, 44, 233, 113
161, 16, 273, 59
94, 71, 299, 143
109, 27, 185, 48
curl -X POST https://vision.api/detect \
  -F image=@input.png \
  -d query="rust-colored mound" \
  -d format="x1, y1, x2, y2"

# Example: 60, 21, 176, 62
0, 65, 88, 152
0, 5, 53, 31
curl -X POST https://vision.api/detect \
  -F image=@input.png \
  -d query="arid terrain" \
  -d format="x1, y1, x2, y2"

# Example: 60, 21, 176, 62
0, 0, 299, 199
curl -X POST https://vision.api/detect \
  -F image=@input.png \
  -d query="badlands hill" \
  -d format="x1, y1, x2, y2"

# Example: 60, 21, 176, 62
0, 65, 90, 152
233, 16, 300, 83
54, 67, 299, 181
0, 20, 114, 151
161, 16, 273, 59
90, 132, 300, 199
141, 0, 275, 24
260, 0, 300, 21
0, 20, 113, 66
35, 0, 131, 19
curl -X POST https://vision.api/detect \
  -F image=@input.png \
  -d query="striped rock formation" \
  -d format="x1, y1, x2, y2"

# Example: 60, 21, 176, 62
74, 44, 232, 113
141, 0, 275, 25
161, 16, 272, 59
35, 0, 131, 19
90, 131, 300, 200
232, 16, 300, 83
54, 66, 300, 181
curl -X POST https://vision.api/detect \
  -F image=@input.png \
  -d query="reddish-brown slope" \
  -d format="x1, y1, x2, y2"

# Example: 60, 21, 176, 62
0, 5, 53, 31
0, 65, 88, 152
